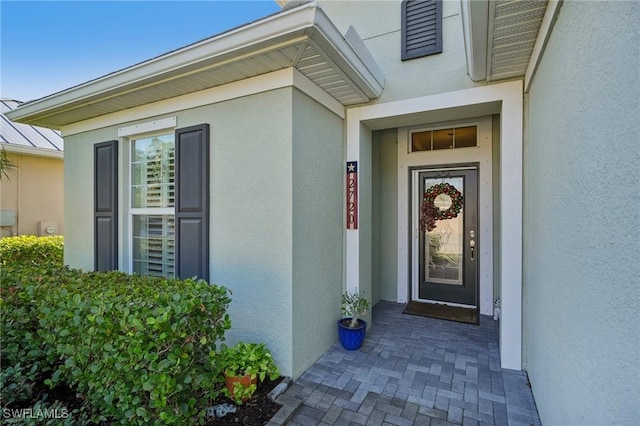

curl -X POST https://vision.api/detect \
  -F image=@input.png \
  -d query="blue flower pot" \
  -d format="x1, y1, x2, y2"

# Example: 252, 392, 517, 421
337, 318, 367, 350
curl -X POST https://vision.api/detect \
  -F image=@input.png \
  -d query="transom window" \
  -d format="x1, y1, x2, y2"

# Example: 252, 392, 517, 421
410, 125, 477, 152
130, 133, 175, 277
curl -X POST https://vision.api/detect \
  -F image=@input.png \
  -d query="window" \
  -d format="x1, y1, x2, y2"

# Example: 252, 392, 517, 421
401, 0, 443, 60
130, 133, 175, 277
94, 123, 209, 280
410, 125, 477, 152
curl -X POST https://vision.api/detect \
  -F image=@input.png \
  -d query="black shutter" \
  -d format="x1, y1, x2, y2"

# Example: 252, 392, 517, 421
175, 124, 210, 281
401, 0, 443, 60
94, 140, 118, 271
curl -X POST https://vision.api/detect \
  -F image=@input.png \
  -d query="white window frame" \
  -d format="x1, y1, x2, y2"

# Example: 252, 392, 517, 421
119, 117, 177, 277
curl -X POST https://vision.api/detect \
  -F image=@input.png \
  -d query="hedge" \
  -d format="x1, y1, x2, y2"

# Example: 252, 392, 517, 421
1, 237, 232, 424
0, 235, 64, 267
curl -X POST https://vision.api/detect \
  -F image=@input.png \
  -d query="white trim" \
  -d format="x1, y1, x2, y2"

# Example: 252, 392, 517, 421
346, 80, 523, 370
498, 82, 523, 371
8, 4, 381, 128
130, 208, 174, 216
292, 69, 345, 119
8, 3, 320, 122
118, 117, 177, 137
345, 108, 360, 295
125, 129, 176, 275
0, 144, 63, 159
311, 9, 384, 98
62, 68, 345, 137
525, 1, 563, 92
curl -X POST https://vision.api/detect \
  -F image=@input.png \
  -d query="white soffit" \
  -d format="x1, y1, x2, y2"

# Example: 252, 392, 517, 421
7, 3, 383, 129
462, 0, 549, 82
487, 0, 548, 81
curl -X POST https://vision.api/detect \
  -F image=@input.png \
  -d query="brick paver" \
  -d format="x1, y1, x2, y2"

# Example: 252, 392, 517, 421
269, 301, 540, 426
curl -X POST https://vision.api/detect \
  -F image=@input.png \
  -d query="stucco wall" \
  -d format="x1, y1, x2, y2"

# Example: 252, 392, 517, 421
65, 129, 107, 270
0, 153, 63, 237
63, 88, 297, 376
524, 1, 640, 424
372, 129, 398, 303
205, 89, 294, 377
291, 88, 344, 378
359, 124, 373, 324
317, 0, 480, 105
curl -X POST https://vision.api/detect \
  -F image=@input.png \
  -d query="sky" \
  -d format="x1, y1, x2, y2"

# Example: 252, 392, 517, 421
0, 0, 282, 102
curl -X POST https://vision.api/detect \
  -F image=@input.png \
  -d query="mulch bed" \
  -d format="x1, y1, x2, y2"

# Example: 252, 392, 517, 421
8, 374, 283, 425
207, 377, 284, 425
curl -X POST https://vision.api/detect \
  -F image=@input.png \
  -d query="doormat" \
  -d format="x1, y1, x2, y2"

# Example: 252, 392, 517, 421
403, 301, 479, 325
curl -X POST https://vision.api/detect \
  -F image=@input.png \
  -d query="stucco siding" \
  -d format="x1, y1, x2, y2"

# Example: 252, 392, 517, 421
65, 129, 108, 270
359, 124, 373, 323
524, 1, 640, 424
372, 129, 398, 303
318, 0, 480, 105
206, 89, 294, 377
0, 153, 63, 237
63, 88, 296, 376
291, 88, 344, 378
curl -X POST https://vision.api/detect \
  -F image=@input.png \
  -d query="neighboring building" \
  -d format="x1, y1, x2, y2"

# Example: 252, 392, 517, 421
7, 1, 638, 424
0, 99, 64, 237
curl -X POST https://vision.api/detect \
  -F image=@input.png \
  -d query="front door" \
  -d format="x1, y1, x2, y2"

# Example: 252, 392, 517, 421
412, 167, 478, 306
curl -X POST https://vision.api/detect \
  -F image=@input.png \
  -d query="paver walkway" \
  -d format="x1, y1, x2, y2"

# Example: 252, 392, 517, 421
269, 301, 540, 426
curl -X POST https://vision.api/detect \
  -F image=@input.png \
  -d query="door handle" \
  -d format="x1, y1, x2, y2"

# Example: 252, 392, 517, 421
470, 239, 475, 261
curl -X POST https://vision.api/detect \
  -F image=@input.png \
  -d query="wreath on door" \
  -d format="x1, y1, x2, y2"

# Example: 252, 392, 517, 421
419, 182, 464, 232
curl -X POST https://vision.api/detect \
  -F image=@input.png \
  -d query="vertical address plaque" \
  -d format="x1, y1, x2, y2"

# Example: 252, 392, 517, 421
346, 161, 358, 230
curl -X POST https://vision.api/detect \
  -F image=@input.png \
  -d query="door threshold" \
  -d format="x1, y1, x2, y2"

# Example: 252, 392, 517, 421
412, 298, 477, 309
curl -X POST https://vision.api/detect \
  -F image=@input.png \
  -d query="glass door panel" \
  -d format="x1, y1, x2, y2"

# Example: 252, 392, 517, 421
424, 177, 464, 285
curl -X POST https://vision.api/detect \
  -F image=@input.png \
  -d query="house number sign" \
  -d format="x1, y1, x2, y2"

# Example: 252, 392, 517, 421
346, 161, 358, 230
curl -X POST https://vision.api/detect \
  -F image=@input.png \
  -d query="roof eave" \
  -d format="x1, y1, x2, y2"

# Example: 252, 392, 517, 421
461, 0, 490, 82
1, 143, 63, 159
7, 3, 383, 128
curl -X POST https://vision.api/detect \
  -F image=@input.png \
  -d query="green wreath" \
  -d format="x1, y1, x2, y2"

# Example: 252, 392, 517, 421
419, 183, 464, 232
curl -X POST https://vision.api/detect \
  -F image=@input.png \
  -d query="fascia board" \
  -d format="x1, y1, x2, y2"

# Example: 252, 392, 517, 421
461, 0, 489, 82
310, 10, 384, 99
7, 2, 384, 126
2, 143, 63, 159
6, 3, 319, 123
525, 1, 563, 92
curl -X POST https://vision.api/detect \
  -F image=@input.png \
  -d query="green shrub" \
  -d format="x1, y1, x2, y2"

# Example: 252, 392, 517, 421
1, 265, 232, 425
0, 235, 64, 267
218, 342, 280, 404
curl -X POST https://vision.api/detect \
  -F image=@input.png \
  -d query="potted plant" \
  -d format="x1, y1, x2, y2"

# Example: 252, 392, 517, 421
338, 291, 370, 350
217, 342, 279, 404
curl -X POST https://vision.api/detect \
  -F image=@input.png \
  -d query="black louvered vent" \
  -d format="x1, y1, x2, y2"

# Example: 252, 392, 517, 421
402, 0, 443, 60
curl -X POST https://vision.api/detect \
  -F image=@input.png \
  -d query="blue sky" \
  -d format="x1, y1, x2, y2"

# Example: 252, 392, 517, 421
1, 1, 281, 102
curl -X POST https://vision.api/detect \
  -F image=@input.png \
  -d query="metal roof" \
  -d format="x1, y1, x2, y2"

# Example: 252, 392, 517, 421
1, 99, 63, 156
